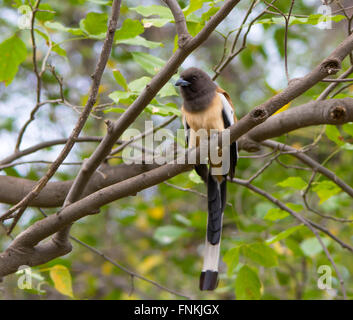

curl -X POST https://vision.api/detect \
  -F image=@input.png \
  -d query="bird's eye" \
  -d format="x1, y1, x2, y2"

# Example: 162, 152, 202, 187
192, 76, 197, 81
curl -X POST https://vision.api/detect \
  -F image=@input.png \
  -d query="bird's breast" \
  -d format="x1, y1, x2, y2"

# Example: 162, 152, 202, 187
182, 93, 224, 134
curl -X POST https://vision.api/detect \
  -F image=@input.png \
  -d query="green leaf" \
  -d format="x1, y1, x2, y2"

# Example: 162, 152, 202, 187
153, 225, 189, 244
112, 69, 128, 90
128, 76, 151, 92
277, 177, 307, 190
173, 214, 192, 227
103, 107, 126, 114
264, 208, 289, 221
286, 203, 304, 212
256, 14, 345, 26
241, 243, 278, 267
183, 0, 207, 16
0, 35, 27, 86
52, 43, 67, 57
44, 21, 85, 36
35, 29, 67, 57
81, 12, 108, 35
159, 82, 178, 98
115, 19, 144, 41
145, 102, 181, 116
224, 247, 240, 276
312, 180, 341, 204
326, 125, 344, 146
201, 6, 219, 22
108, 91, 136, 104
300, 237, 331, 257
117, 36, 163, 48
291, 14, 345, 25
187, 20, 203, 36
342, 123, 353, 137
254, 202, 275, 219
188, 170, 203, 184
4, 167, 20, 177
36, 3, 55, 21
274, 28, 285, 57
130, 5, 173, 19
132, 52, 165, 75
0, 118, 14, 131
143, 18, 171, 28
235, 266, 261, 300
49, 265, 74, 298
266, 225, 304, 245
87, 0, 111, 4
285, 238, 304, 257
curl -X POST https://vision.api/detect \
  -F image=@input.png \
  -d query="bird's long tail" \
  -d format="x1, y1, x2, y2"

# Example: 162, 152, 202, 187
200, 172, 227, 291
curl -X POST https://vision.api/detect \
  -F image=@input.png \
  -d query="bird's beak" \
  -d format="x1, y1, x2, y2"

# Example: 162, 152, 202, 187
175, 78, 191, 87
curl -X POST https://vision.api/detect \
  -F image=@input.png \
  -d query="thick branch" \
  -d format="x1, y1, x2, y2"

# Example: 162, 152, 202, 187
0, 163, 158, 207
240, 97, 353, 150
2, 98, 353, 207
162, 0, 190, 46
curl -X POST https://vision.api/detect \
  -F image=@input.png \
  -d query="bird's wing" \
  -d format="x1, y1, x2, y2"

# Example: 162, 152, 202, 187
182, 111, 190, 147
217, 88, 238, 180
216, 87, 237, 121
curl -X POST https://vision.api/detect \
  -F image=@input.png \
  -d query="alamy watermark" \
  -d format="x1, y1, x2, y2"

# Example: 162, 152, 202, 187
317, 265, 338, 297
17, 5, 31, 30
317, 265, 332, 290
16, 265, 46, 294
317, 4, 334, 30
121, 121, 232, 175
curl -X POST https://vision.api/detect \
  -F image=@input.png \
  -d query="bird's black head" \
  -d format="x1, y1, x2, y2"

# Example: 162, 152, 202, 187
175, 67, 217, 112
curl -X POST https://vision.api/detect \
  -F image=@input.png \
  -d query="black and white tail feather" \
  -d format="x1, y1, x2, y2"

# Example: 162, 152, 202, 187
199, 93, 238, 291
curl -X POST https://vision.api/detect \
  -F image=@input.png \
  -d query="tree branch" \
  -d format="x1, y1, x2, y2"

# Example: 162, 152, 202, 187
262, 140, 353, 199
0, 0, 122, 230
240, 97, 353, 151
162, 0, 190, 47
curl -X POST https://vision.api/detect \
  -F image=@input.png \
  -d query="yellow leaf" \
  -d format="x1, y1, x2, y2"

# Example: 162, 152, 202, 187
135, 215, 149, 231
98, 84, 108, 94
49, 265, 74, 298
121, 292, 139, 300
273, 242, 292, 256
291, 142, 302, 150
147, 206, 165, 220
138, 255, 163, 274
273, 102, 290, 115
107, 59, 115, 68
101, 261, 113, 276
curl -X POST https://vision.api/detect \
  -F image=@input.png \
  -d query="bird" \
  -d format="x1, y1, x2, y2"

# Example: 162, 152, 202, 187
175, 67, 238, 291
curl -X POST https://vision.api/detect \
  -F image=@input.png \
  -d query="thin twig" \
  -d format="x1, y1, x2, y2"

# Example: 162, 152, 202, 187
15, 0, 42, 152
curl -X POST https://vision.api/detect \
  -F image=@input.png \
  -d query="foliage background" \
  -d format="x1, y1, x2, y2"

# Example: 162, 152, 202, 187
0, 0, 353, 299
